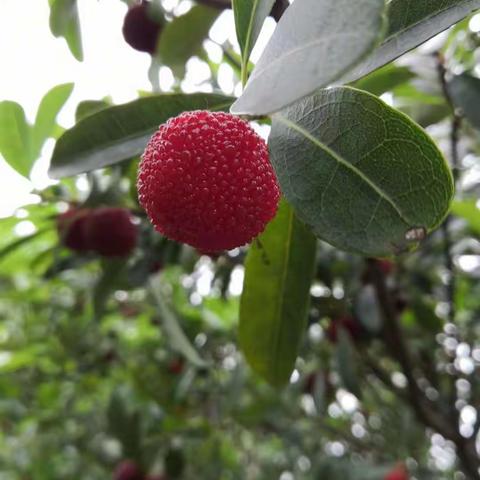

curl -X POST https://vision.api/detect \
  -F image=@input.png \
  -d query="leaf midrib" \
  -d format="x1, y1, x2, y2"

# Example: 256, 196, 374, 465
276, 114, 413, 227
270, 206, 294, 385
243, 0, 260, 59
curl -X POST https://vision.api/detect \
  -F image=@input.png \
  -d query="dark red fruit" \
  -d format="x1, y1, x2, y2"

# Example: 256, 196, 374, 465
384, 464, 409, 480
122, 1, 162, 54
303, 372, 317, 395
150, 260, 163, 273
326, 316, 363, 343
86, 208, 138, 257
167, 357, 184, 375
377, 259, 395, 276
138, 111, 280, 252
113, 460, 143, 480
57, 208, 91, 252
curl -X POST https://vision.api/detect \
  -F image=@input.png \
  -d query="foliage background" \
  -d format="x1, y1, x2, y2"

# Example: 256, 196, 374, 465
1, 1, 480, 479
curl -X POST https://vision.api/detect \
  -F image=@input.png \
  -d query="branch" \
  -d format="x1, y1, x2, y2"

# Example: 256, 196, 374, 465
367, 260, 480, 479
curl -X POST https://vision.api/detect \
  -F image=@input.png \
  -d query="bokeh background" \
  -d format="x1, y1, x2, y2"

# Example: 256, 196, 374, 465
2, 1, 480, 479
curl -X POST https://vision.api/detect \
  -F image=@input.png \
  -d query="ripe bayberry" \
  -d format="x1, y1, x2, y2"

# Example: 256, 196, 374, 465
138, 111, 280, 252
167, 357, 184, 375
326, 316, 363, 343
113, 460, 144, 480
57, 208, 91, 252
384, 464, 409, 480
86, 207, 138, 257
122, 1, 162, 54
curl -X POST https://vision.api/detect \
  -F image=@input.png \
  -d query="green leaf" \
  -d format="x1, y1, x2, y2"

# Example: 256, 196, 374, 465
269, 87, 454, 257
75, 99, 110, 123
0, 228, 51, 264
451, 199, 480, 235
239, 200, 317, 387
353, 64, 414, 96
230, 0, 388, 115
448, 73, 480, 130
0, 101, 32, 177
49, 93, 233, 178
410, 297, 443, 332
158, 5, 219, 77
149, 276, 208, 368
49, 0, 83, 61
336, 328, 362, 398
32, 83, 74, 156
232, 0, 276, 85
343, 0, 480, 83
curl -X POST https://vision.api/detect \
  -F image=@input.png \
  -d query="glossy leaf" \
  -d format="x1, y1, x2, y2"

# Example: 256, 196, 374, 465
269, 87, 454, 256
239, 200, 317, 387
449, 73, 480, 130
49, 0, 83, 61
75, 99, 110, 122
32, 83, 74, 156
342, 0, 480, 83
353, 64, 414, 96
158, 5, 219, 76
231, 0, 387, 115
232, 0, 276, 84
0, 101, 32, 177
49, 93, 233, 178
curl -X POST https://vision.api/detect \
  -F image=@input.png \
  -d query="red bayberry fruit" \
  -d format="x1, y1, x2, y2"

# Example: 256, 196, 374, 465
138, 111, 280, 252
377, 259, 394, 275
384, 464, 409, 480
303, 372, 317, 395
167, 357, 184, 375
326, 316, 363, 343
122, 1, 162, 54
86, 207, 138, 257
113, 460, 144, 480
57, 208, 91, 252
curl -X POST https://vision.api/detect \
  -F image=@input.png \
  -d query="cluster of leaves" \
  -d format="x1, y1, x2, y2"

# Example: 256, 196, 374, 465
2, 0, 480, 479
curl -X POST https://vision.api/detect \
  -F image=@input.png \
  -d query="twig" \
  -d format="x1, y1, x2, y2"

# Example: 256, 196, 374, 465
435, 50, 465, 426
367, 260, 480, 478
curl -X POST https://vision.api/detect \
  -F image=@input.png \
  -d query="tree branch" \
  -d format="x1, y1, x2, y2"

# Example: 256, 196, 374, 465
367, 260, 480, 479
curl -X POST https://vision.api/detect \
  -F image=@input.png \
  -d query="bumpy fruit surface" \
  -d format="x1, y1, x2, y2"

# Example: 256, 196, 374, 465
57, 208, 91, 252
138, 111, 280, 252
384, 464, 409, 480
86, 208, 138, 257
122, 1, 162, 54
113, 460, 144, 480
